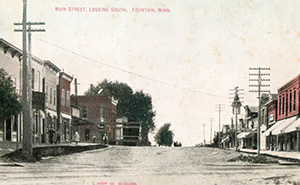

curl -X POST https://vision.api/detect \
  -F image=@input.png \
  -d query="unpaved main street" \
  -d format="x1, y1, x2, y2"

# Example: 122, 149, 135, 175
1, 146, 300, 185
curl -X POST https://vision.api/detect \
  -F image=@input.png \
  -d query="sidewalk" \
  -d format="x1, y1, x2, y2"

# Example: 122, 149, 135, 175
239, 148, 300, 162
0, 141, 102, 157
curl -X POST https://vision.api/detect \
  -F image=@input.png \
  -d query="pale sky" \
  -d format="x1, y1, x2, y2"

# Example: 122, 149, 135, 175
1, 0, 300, 146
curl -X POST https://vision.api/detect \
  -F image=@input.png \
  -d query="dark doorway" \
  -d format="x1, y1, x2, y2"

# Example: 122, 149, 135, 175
85, 129, 90, 141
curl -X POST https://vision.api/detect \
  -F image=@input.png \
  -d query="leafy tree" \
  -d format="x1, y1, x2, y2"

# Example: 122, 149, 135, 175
0, 68, 22, 121
154, 123, 174, 146
85, 79, 155, 145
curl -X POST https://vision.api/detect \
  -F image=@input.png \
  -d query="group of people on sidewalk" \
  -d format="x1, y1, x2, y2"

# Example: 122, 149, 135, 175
48, 130, 109, 145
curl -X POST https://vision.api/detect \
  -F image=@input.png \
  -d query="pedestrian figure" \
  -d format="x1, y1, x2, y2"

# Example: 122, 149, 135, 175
56, 132, 61, 144
103, 134, 108, 145
47, 129, 55, 144
75, 132, 80, 145
92, 135, 96, 143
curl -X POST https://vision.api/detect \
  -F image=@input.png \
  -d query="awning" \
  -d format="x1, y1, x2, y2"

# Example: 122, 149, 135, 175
272, 116, 297, 135
281, 116, 300, 134
46, 109, 57, 118
221, 136, 229, 143
61, 113, 71, 120
237, 132, 251, 139
262, 119, 286, 136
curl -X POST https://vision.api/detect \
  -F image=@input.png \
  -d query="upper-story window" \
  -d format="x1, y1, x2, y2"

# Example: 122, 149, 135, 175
294, 89, 296, 111
279, 96, 281, 116
32, 68, 35, 89
290, 90, 292, 112
66, 90, 70, 107
61, 89, 65, 106
50, 87, 53, 104
282, 95, 285, 115
82, 106, 88, 119
37, 71, 40, 91
45, 85, 48, 103
286, 92, 288, 116
100, 104, 106, 122
54, 90, 56, 106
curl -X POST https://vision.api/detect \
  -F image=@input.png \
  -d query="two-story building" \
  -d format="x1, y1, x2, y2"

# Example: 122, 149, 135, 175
57, 72, 73, 143
71, 90, 117, 144
261, 93, 277, 150
0, 38, 22, 143
43, 60, 60, 144
31, 56, 46, 144
263, 75, 300, 152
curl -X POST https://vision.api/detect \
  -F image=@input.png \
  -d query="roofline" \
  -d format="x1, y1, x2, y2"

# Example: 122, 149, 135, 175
59, 71, 73, 81
0, 38, 23, 58
44, 60, 61, 72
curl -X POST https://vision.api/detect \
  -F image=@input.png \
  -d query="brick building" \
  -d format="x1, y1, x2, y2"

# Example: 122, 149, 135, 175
71, 91, 117, 144
57, 72, 73, 143
263, 75, 300, 151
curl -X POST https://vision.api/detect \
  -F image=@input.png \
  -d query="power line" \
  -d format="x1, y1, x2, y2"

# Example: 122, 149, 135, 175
249, 67, 270, 156
35, 37, 228, 98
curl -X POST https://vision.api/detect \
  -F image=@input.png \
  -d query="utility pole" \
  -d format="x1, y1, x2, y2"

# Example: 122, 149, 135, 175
230, 87, 243, 151
215, 104, 225, 148
249, 67, 270, 156
14, 0, 45, 160
18, 0, 31, 160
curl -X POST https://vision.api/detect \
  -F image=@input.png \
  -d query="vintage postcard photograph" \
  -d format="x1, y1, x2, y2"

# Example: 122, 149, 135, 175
1, 0, 300, 184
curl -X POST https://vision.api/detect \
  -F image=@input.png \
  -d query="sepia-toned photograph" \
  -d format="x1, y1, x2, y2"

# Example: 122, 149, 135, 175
1, 0, 300, 184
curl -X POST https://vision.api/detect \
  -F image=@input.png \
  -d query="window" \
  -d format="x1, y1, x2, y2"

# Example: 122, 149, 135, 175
100, 104, 106, 122
262, 109, 265, 125
279, 96, 281, 116
50, 87, 52, 104
294, 89, 296, 111
82, 106, 88, 119
66, 91, 70, 107
286, 93, 288, 116
38, 71, 40, 91
54, 90, 56, 106
290, 91, 292, 112
45, 85, 48, 102
61, 89, 65, 106
282, 95, 285, 115
32, 68, 35, 89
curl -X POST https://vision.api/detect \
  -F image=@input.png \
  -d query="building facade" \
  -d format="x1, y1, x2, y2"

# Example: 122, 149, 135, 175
43, 60, 60, 144
0, 38, 22, 143
57, 72, 73, 143
71, 91, 117, 144
263, 75, 300, 152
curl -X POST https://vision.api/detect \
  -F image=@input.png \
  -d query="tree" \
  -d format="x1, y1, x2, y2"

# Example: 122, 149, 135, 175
154, 123, 174, 146
0, 68, 22, 122
85, 79, 156, 145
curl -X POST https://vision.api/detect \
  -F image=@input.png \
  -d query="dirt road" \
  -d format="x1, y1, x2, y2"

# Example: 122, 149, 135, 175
1, 146, 300, 185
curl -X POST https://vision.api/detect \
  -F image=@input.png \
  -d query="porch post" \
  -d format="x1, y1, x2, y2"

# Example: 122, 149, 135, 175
276, 135, 278, 151
285, 134, 288, 151
296, 129, 300, 152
